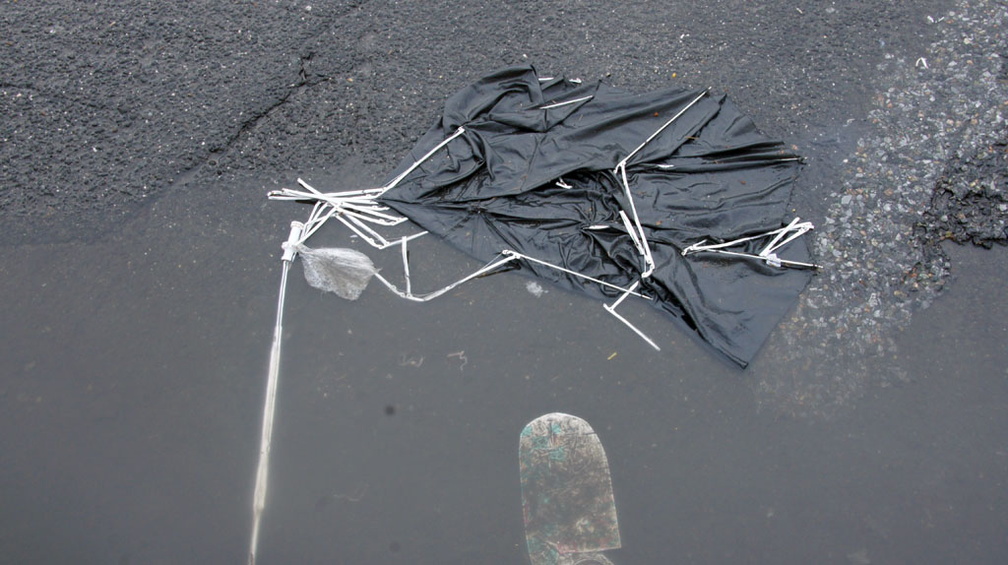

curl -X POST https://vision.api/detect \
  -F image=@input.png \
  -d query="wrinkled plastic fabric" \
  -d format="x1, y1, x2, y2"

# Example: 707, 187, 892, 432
294, 244, 377, 301
378, 66, 812, 367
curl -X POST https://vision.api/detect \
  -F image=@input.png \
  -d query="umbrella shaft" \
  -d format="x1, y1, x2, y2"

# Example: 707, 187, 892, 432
249, 258, 292, 564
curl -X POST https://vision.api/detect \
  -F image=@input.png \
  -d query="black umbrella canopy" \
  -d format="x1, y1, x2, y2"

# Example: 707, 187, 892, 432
374, 66, 813, 367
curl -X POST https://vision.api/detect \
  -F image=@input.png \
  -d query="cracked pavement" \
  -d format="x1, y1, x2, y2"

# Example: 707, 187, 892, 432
1, 0, 947, 245
1, 1, 360, 243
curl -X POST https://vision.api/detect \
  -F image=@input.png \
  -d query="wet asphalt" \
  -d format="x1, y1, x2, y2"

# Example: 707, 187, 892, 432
2, 1, 1007, 563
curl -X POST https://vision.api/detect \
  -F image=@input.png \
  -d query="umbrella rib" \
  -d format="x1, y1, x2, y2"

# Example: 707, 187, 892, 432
401, 236, 412, 296
369, 245, 661, 349
759, 217, 801, 256
371, 252, 519, 302
604, 303, 661, 351
759, 218, 812, 257
270, 127, 466, 251
616, 164, 655, 277
613, 89, 710, 279
680, 219, 820, 269
537, 94, 594, 110
688, 248, 821, 270
617, 89, 709, 170
380, 126, 466, 195
502, 250, 650, 299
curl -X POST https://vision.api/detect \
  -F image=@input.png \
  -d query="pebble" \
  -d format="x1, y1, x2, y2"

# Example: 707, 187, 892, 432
753, 0, 1008, 417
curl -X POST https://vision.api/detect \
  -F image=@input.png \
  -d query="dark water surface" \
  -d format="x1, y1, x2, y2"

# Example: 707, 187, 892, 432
1, 180, 1005, 564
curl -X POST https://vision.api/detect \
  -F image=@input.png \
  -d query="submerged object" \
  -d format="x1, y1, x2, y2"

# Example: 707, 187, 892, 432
520, 413, 621, 565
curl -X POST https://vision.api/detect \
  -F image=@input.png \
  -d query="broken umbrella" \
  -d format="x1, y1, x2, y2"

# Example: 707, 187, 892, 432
248, 65, 818, 563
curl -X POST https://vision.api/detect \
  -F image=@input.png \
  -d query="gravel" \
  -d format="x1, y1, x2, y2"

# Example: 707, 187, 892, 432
753, 0, 1008, 417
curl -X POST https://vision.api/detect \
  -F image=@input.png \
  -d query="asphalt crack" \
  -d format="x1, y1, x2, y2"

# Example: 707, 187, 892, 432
166, 51, 334, 192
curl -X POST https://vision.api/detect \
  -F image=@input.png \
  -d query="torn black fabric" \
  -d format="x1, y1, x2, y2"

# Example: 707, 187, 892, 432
378, 66, 812, 367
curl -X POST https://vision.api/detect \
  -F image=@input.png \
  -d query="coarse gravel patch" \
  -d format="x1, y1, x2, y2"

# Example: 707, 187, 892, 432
752, 0, 1008, 417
